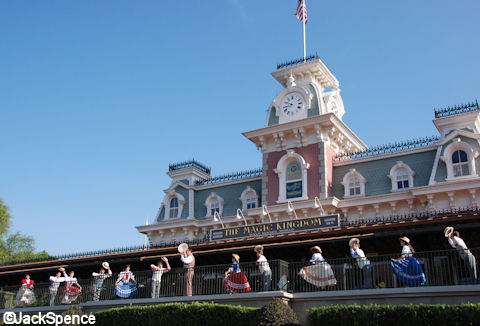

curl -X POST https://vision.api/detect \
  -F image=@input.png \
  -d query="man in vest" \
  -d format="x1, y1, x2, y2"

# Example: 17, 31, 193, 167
180, 249, 195, 296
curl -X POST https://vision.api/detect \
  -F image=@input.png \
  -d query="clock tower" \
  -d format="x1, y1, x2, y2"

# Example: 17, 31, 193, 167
243, 56, 366, 208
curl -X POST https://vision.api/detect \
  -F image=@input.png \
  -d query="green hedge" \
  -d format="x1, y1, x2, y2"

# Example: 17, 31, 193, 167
94, 302, 259, 326
308, 304, 480, 326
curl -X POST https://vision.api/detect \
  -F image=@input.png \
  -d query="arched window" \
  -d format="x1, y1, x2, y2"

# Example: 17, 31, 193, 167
388, 161, 415, 192
246, 195, 257, 209
169, 197, 179, 218
274, 150, 310, 202
210, 200, 220, 216
161, 190, 186, 219
348, 177, 361, 196
286, 161, 303, 199
240, 186, 259, 210
396, 169, 410, 189
441, 138, 478, 180
341, 169, 366, 198
452, 150, 469, 177
204, 192, 225, 218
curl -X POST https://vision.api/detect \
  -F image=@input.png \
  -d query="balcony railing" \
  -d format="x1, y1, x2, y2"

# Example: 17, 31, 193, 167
1, 207, 480, 267
1, 248, 478, 309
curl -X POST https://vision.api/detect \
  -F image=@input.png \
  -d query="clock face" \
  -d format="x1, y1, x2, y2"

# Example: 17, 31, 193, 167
281, 93, 304, 116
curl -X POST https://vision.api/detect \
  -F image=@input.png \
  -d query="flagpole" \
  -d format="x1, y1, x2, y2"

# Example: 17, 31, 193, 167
303, 0, 306, 62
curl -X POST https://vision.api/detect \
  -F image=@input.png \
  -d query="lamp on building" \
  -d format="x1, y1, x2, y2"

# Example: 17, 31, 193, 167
213, 211, 225, 228
236, 209, 248, 226
262, 205, 272, 223
287, 201, 298, 219
314, 197, 325, 216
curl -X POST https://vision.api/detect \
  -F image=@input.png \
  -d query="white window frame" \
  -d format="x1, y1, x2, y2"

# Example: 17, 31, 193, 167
388, 161, 415, 192
169, 197, 179, 218
204, 192, 225, 218
273, 149, 310, 202
441, 138, 479, 181
240, 186, 259, 211
162, 190, 186, 219
341, 169, 366, 198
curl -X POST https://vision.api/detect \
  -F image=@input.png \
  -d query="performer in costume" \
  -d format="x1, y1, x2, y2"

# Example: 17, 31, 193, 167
180, 249, 195, 296
298, 246, 337, 288
91, 262, 112, 301
224, 254, 251, 293
14, 274, 35, 307
115, 265, 137, 298
150, 257, 171, 298
445, 227, 477, 283
60, 270, 82, 304
254, 245, 271, 291
391, 236, 426, 286
349, 238, 372, 289
48, 269, 65, 306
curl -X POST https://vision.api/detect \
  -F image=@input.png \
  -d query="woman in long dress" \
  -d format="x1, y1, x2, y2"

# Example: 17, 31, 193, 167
299, 246, 337, 288
115, 264, 138, 298
14, 274, 35, 306
224, 254, 251, 293
60, 270, 82, 304
391, 236, 426, 286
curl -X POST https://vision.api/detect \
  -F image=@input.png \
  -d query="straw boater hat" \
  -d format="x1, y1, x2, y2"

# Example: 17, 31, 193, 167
232, 254, 240, 262
102, 262, 109, 269
399, 236, 410, 244
349, 238, 360, 247
310, 246, 321, 253
444, 226, 454, 237
254, 245, 264, 253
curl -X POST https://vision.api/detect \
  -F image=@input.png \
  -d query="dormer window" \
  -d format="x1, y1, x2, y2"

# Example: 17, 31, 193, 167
388, 161, 415, 192
240, 186, 259, 210
348, 177, 361, 196
246, 195, 257, 209
210, 200, 220, 216
341, 169, 366, 198
452, 150, 469, 177
162, 190, 186, 219
396, 169, 410, 189
441, 138, 479, 180
204, 192, 225, 218
169, 197, 179, 218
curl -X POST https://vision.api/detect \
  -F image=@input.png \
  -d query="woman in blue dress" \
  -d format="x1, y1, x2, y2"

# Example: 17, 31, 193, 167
115, 265, 138, 298
391, 237, 426, 286
224, 254, 251, 293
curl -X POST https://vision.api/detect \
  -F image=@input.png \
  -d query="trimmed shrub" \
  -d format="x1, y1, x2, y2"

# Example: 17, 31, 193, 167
94, 302, 259, 326
257, 298, 300, 326
308, 304, 480, 326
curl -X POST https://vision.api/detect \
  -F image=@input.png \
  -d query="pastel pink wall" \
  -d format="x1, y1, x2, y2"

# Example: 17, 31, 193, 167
324, 143, 336, 197
266, 143, 321, 205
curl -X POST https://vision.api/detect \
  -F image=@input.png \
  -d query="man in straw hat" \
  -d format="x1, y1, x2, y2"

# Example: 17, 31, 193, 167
180, 248, 195, 296
445, 227, 477, 283
254, 245, 271, 291
349, 238, 372, 289
91, 262, 112, 301
150, 257, 171, 298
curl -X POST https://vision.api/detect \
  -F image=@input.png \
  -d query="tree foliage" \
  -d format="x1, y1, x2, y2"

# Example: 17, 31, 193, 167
0, 198, 52, 264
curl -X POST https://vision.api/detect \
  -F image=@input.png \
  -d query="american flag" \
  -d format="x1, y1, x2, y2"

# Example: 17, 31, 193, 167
294, 0, 307, 24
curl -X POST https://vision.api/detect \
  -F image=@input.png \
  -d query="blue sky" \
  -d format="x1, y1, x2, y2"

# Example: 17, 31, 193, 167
0, 0, 479, 255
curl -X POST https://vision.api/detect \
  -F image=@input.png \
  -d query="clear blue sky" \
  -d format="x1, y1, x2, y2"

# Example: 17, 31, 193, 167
0, 1, 479, 255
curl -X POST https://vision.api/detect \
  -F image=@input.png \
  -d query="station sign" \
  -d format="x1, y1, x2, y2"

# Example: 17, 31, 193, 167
210, 214, 340, 241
